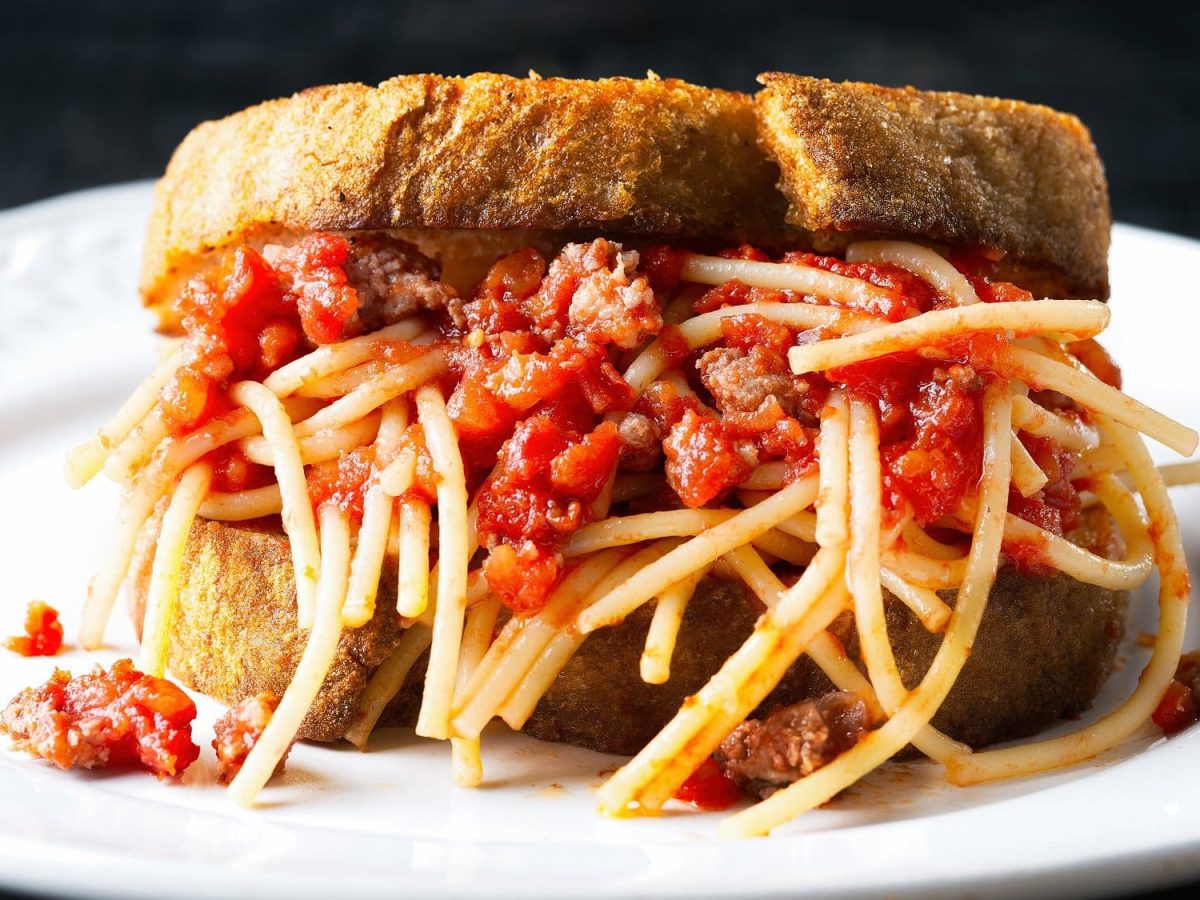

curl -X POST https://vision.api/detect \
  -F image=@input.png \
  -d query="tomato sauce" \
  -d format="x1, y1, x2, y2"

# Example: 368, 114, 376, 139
207, 446, 273, 494
1068, 338, 1123, 389
781, 251, 939, 320
638, 245, 688, 293
1008, 434, 1082, 536
1152, 680, 1196, 735
0, 659, 199, 778
834, 347, 989, 526
161, 233, 1056, 614
163, 234, 372, 438
663, 410, 756, 508
4, 601, 64, 657
213, 691, 283, 784
673, 757, 742, 810
1154, 651, 1200, 735
1001, 533, 1054, 578
692, 280, 788, 315
307, 448, 376, 520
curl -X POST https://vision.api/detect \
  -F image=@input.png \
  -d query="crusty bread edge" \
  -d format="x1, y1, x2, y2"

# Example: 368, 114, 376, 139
140, 71, 1113, 319
755, 73, 1111, 298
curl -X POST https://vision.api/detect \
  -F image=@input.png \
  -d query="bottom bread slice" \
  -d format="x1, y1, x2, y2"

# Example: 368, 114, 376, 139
130, 516, 1127, 754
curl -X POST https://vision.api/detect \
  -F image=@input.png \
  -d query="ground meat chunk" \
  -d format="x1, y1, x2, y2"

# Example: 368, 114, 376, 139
0, 659, 199, 778
714, 692, 869, 799
1179, 650, 1200, 703
697, 345, 810, 427
212, 691, 283, 785
524, 239, 661, 348
342, 235, 459, 332
563, 243, 661, 349
617, 412, 662, 472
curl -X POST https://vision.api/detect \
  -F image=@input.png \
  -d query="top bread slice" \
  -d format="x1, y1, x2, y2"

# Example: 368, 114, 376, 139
756, 74, 1111, 299
140, 71, 1111, 321
140, 73, 789, 315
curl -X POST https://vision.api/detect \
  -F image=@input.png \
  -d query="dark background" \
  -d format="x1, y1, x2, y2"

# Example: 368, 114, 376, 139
1, 2, 1198, 898
2, 0, 1199, 237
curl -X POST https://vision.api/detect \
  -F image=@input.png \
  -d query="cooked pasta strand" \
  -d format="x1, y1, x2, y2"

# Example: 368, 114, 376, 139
415, 385, 472, 740
230, 382, 322, 629
577, 475, 819, 633
138, 463, 213, 677
846, 240, 979, 305
229, 504, 350, 806
720, 383, 1012, 836
788, 301, 1109, 376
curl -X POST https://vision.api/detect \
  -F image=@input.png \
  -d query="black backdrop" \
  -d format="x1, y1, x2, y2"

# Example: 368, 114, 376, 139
1, 2, 1198, 898
2, 0, 1199, 237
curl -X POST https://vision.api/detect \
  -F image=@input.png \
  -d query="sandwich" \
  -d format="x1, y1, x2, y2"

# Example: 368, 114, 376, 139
23, 71, 1197, 835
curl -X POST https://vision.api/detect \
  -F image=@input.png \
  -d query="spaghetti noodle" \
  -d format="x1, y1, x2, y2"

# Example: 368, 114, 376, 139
63, 231, 1197, 837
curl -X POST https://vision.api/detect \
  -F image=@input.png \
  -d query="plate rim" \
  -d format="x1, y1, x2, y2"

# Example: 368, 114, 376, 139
1, 181, 1199, 900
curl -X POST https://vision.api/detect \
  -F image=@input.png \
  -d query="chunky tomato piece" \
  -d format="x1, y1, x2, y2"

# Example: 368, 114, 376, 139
549, 421, 621, 500
0, 659, 199, 778
206, 446, 272, 494
271, 233, 360, 345
1153, 680, 1198, 735
674, 757, 742, 811
477, 417, 624, 612
639, 245, 688, 293
658, 324, 693, 367
258, 320, 303, 372
718, 244, 772, 262
756, 416, 819, 480
4, 601, 64, 657
720, 314, 795, 357
972, 277, 1034, 304
449, 376, 520, 467
663, 410, 756, 508
479, 248, 547, 302
213, 691, 283, 784
1068, 338, 1122, 389
832, 336, 1010, 525
483, 542, 562, 616
483, 339, 633, 415
634, 380, 693, 432
878, 376, 983, 526
522, 241, 611, 339
307, 448, 376, 520
693, 280, 789, 315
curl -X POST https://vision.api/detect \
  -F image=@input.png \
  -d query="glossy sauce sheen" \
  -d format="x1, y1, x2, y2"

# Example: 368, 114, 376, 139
157, 235, 1083, 615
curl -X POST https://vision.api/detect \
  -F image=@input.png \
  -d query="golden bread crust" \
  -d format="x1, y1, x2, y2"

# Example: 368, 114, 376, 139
162, 519, 409, 741
140, 73, 788, 311
141, 71, 1113, 314
755, 73, 1111, 298
141, 515, 1125, 751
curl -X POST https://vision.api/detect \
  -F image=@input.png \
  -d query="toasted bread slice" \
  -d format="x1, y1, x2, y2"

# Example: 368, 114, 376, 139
130, 512, 1126, 752
140, 73, 788, 317
141, 72, 1111, 323
756, 74, 1111, 299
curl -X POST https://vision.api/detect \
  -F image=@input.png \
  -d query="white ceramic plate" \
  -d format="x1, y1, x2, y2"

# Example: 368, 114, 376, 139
1, 183, 1198, 900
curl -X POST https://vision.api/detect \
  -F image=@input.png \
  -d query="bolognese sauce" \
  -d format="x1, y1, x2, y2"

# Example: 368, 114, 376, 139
4, 601, 64, 658
151, 234, 1088, 619
0, 659, 198, 778
213, 691, 284, 784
